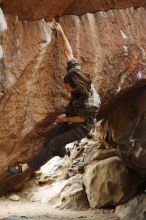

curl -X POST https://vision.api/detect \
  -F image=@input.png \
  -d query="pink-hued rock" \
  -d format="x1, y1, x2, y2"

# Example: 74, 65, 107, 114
0, 3, 145, 194
0, 7, 145, 168
0, 0, 146, 21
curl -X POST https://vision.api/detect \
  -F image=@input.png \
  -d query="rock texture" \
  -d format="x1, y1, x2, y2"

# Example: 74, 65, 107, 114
21, 153, 90, 210
0, 6, 145, 169
0, 0, 145, 198
25, 134, 143, 209
38, 156, 71, 185
83, 156, 141, 208
0, 0, 146, 21
99, 79, 146, 175
0, 16, 60, 169
0, 7, 7, 32
115, 194, 146, 220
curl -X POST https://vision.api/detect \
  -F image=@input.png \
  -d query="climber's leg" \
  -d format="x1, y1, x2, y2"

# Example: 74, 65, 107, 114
27, 125, 88, 171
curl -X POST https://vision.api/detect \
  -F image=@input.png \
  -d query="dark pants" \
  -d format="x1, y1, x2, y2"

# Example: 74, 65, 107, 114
27, 123, 88, 171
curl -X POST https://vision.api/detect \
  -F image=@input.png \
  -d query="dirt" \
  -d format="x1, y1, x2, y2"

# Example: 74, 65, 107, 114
0, 200, 118, 220
0, 176, 119, 220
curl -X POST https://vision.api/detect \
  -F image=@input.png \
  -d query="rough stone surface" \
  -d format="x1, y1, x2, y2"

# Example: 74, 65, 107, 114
0, 3, 145, 196
99, 80, 146, 175
83, 156, 141, 208
0, 17, 67, 171
0, 0, 146, 21
115, 194, 146, 220
38, 156, 71, 185
31, 137, 135, 209
8, 193, 20, 201
30, 174, 89, 210
1, 7, 146, 171
0, 7, 7, 33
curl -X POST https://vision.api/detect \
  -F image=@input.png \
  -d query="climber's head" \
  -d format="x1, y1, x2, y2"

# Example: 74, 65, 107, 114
64, 69, 91, 95
64, 72, 76, 92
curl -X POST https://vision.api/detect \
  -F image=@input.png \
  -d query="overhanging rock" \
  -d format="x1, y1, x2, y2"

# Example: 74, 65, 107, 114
98, 79, 146, 175
0, 0, 146, 21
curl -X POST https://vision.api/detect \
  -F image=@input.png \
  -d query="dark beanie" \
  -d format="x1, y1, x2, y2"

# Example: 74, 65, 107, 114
64, 73, 76, 88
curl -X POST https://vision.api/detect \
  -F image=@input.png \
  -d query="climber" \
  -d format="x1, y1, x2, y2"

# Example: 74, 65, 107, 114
8, 22, 101, 175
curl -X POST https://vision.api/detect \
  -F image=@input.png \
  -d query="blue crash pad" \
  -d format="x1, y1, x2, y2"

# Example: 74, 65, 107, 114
0, 217, 31, 220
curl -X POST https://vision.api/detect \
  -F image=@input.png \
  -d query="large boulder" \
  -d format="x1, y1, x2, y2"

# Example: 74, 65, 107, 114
99, 79, 146, 175
83, 156, 141, 208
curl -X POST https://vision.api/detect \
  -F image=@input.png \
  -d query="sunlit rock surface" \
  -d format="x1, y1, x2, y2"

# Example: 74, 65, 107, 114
33, 134, 143, 208
83, 156, 141, 208
30, 173, 89, 210
38, 156, 71, 184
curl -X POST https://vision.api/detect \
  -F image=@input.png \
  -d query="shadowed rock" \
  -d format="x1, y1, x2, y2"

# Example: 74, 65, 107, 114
98, 79, 146, 175
115, 194, 146, 220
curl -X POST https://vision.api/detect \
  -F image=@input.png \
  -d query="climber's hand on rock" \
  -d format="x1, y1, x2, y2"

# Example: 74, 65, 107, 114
54, 22, 63, 33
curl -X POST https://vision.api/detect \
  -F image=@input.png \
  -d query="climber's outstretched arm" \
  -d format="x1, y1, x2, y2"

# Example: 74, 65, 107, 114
54, 22, 73, 61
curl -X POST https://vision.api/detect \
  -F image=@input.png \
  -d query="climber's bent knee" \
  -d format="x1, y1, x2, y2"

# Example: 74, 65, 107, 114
44, 137, 66, 157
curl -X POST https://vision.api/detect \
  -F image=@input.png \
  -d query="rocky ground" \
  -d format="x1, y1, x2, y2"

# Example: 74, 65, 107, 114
0, 120, 146, 220
0, 201, 118, 220
0, 144, 145, 220
0, 174, 118, 220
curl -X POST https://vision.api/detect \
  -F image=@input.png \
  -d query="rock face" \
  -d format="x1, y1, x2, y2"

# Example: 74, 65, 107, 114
0, 0, 146, 21
27, 135, 143, 209
99, 79, 146, 175
0, 16, 61, 169
0, 8, 7, 32
115, 194, 146, 220
83, 156, 141, 208
0, 0, 145, 197
0, 7, 145, 170
38, 156, 71, 184
28, 157, 89, 210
